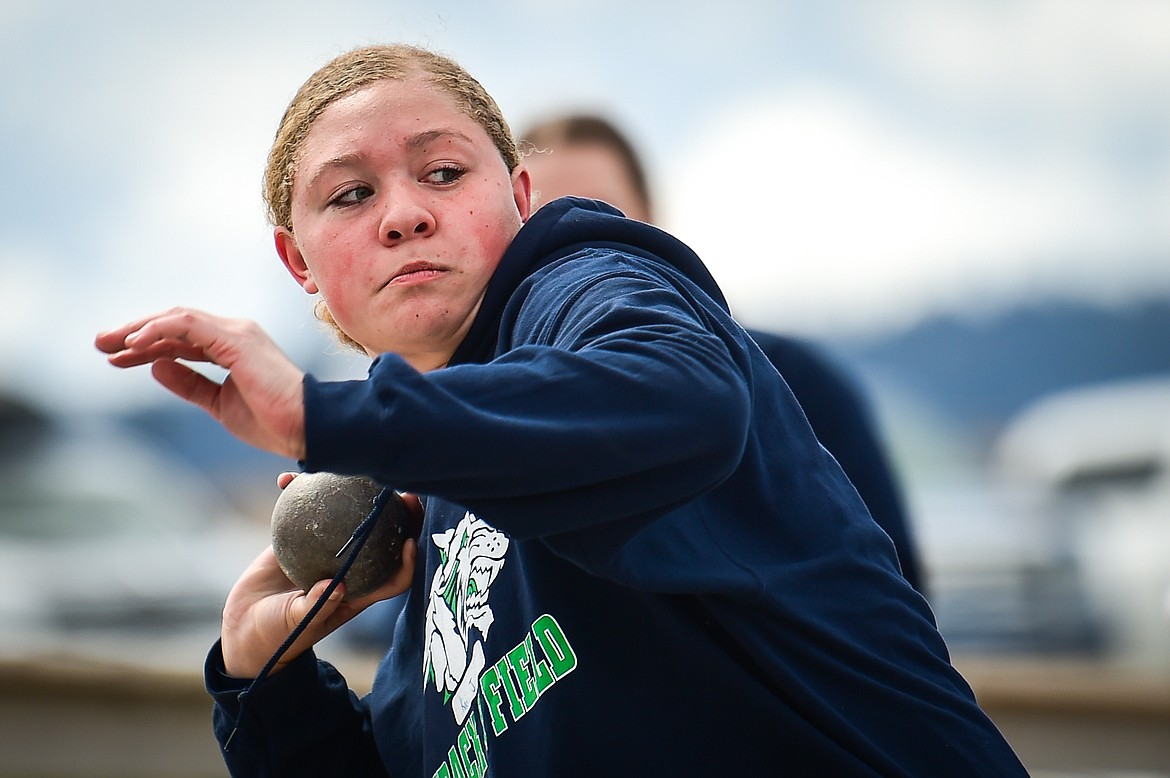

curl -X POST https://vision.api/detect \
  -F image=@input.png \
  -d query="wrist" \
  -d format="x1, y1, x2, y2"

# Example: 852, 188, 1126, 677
221, 645, 264, 680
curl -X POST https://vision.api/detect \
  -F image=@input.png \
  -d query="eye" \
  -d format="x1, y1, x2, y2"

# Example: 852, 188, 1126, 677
330, 185, 374, 207
425, 165, 466, 185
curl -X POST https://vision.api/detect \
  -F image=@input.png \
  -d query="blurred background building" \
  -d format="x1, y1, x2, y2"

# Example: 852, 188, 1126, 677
2, 1, 1169, 775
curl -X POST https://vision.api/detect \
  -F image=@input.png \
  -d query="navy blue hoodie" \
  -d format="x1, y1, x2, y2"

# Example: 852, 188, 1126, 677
745, 329, 925, 594
206, 198, 1027, 776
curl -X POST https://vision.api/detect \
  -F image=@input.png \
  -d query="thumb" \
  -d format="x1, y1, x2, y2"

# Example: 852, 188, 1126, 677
151, 359, 221, 412
291, 579, 346, 629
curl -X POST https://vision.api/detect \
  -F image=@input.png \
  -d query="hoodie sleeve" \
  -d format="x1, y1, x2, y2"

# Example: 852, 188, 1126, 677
205, 643, 390, 778
303, 251, 752, 539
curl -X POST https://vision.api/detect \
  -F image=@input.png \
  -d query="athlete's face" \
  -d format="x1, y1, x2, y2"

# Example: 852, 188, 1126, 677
276, 77, 531, 370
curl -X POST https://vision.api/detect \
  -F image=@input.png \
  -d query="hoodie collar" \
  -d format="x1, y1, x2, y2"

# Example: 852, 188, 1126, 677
449, 197, 728, 366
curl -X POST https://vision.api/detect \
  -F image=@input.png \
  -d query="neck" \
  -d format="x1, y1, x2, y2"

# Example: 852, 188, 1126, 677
377, 347, 451, 373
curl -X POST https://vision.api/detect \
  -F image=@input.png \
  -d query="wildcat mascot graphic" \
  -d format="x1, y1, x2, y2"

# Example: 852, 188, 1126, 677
424, 511, 509, 724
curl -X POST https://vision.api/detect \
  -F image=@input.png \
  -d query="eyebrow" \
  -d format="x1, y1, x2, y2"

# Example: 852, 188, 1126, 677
407, 128, 475, 151
301, 128, 476, 194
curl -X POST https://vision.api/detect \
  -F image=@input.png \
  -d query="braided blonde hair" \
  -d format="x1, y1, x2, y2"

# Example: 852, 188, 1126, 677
262, 44, 521, 350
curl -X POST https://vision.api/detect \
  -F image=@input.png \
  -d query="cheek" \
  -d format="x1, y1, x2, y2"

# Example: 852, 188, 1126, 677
308, 231, 363, 286
469, 230, 509, 279
467, 204, 520, 271
304, 237, 367, 322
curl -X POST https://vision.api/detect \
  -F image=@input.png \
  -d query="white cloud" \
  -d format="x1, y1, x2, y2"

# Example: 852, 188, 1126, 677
91, 50, 298, 310
857, 0, 1170, 126
663, 84, 1170, 334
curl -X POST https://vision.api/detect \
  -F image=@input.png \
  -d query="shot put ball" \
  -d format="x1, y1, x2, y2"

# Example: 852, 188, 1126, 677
270, 472, 409, 599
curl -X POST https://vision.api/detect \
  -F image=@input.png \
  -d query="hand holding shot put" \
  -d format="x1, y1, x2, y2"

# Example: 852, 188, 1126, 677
221, 474, 422, 679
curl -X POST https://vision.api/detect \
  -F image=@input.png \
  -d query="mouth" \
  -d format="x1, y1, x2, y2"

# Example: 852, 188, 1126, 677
384, 261, 446, 288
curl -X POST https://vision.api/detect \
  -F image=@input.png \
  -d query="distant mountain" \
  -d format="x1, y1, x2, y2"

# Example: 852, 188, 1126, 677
827, 297, 1170, 448
117, 403, 298, 510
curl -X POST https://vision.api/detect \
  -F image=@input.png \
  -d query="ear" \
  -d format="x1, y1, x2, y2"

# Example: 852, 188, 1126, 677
511, 166, 533, 223
274, 227, 319, 295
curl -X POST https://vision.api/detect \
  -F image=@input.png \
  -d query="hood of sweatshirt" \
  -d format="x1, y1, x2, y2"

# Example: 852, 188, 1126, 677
449, 196, 729, 365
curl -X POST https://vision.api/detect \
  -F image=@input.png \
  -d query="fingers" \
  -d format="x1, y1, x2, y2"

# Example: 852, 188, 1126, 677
340, 537, 418, 612
97, 307, 307, 460
104, 339, 211, 368
281, 579, 361, 660
119, 308, 215, 352
400, 536, 418, 582
398, 492, 425, 540
310, 538, 418, 639
150, 359, 222, 411
94, 310, 174, 354
291, 578, 347, 629
96, 308, 205, 363
96, 307, 252, 370
276, 471, 299, 490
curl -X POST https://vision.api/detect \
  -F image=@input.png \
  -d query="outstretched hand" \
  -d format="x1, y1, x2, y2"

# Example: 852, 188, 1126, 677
95, 308, 307, 460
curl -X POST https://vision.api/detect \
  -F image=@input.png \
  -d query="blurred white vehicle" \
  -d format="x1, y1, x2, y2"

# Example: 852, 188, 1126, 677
993, 375, 1170, 671
861, 378, 1103, 655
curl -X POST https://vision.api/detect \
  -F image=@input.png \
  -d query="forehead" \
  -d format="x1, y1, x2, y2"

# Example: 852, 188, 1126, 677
297, 78, 488, 166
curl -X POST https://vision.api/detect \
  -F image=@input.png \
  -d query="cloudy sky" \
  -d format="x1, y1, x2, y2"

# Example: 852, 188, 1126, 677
2, 0, 1168, 412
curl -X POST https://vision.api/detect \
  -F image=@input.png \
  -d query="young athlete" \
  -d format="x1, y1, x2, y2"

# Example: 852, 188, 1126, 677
520, 113, 926, 595
95, 44, 1026, 776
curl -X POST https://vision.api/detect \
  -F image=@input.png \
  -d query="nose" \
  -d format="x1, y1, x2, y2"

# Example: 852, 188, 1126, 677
378, 190, 436, 245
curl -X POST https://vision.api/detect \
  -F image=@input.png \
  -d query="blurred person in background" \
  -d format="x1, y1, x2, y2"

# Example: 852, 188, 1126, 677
520, 113, 925, 595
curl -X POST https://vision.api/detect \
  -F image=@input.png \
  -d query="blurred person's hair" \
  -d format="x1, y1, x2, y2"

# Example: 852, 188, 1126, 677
520, 114, 654, 223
